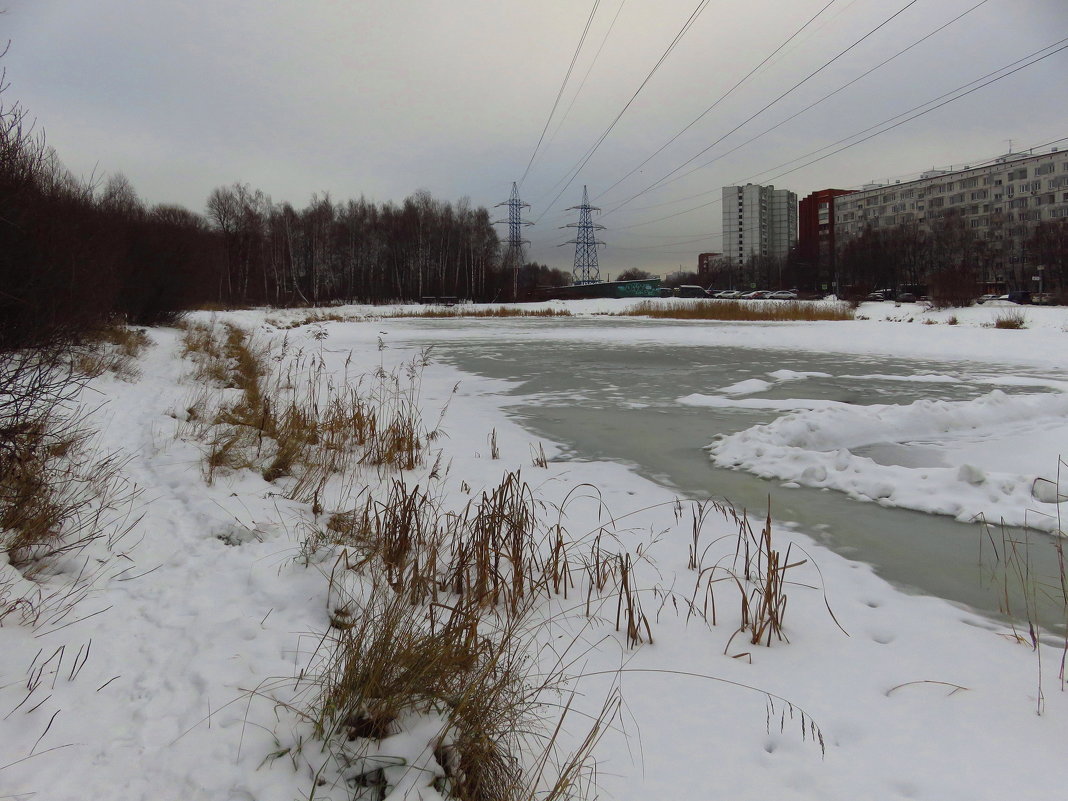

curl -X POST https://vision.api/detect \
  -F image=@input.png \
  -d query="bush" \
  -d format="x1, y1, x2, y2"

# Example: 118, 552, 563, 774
992, 310, 1027, 329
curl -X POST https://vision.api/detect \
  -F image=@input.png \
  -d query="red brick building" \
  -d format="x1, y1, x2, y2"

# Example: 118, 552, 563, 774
798, 189, 853, 283
697, 252, 721, 281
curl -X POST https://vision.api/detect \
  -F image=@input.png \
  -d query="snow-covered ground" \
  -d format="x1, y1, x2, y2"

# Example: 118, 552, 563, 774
3, 299, 1068, 800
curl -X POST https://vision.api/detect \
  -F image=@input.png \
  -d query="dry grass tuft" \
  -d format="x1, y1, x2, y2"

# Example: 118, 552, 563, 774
618, 300, 854, 322
681, 498, 844, 656
304, 569, 615, 801
74, 325, 152, 380
991, 309, 1028, 329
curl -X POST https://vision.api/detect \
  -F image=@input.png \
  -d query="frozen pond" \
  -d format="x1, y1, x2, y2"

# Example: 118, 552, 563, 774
424, 316, 1068, 630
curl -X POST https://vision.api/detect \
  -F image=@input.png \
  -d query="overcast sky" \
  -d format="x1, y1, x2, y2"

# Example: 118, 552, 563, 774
4, 0, 1066, 275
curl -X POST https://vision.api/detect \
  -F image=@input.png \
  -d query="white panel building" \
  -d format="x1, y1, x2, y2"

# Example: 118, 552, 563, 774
721, 184, 798, 267
833, 148, 1068, 280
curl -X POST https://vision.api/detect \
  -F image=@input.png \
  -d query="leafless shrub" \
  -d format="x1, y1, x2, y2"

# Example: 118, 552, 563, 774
0, 345, 139, 628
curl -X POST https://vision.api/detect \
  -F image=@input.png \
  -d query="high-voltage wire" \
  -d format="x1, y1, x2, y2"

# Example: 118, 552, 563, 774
757, 44, 1068, 187
610, 39, 1068, 233
594, 0, 837, 202
618, 130, 1068, 250
608, 0, 993, 206
604, 0, 922, 216
542, 0, 629, 156
520, 0, 602, 186
532, 0, 713, 222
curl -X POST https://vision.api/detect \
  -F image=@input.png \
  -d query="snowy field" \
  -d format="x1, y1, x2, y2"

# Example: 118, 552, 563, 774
3, 298, 1068, 800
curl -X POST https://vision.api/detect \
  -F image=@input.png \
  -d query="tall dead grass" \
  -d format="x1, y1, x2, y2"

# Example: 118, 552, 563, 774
389, 307, 572, 319
619, 300, 854, 322
74, 325, 152, 380
178, 321, 432, 499
293, 470, 634, 800
296, 477, 833, 798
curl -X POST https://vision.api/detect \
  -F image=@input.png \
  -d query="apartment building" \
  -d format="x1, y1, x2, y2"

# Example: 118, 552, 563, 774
721, 184, 798, 267
798, 188, 853, 268
834, 148, 1068, 280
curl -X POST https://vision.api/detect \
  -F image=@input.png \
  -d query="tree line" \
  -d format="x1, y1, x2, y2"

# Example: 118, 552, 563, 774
832, 211, 1067, 303
698, 209, 1067, 305
0, 76, 528, 350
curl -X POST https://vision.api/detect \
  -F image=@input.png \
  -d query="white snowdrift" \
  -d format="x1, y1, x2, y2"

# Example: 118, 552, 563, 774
704, 389, 1068, 530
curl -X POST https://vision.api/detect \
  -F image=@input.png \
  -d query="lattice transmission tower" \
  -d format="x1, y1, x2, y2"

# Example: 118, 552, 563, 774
494, 182, 532, 300
562, 186, 605, 285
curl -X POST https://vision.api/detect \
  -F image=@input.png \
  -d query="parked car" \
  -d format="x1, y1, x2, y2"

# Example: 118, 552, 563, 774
739, 290, 769, 299
975, 294, 1000, 304
718, 290, 742, 299
677, 285, 709, 298
767, 290, 798, 300
998, 291, 1032, 304
895, 292, 918, 303
705, 289, 726, 298
1032, 292, 1055, 305
657, 287, 674, 298
866, 290, 893, 301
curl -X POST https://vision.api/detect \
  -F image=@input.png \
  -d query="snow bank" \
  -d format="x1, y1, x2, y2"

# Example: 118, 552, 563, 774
705, 389, 1068, 530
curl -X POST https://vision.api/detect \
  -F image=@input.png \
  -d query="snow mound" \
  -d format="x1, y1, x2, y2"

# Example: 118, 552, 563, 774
767, 369, 832, 381
719, 378, 774, 395
706, 389, 1068, 531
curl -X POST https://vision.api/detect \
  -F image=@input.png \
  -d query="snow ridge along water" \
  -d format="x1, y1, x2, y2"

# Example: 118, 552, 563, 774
702, 388, 1068, 530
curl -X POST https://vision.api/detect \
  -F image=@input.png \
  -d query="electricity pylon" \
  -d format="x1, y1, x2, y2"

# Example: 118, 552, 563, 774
494, 182, 532, 301
562, 186, 605, 285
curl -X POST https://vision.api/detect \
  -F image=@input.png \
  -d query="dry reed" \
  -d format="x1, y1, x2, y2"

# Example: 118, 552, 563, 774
385, 307, 572, 319
618, 299, 854, 322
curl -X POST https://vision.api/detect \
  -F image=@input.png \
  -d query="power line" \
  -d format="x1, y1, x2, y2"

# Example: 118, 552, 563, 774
608, 0, 993, 205
532, 0, 714, 222
615, 132, 1068, 254
520, 0, 602, 186
610, 40, 1068, 233
542, 0, 629, 160
604, 0, 923, 215
757, 47, 1068, 186
593, 0, 837, 202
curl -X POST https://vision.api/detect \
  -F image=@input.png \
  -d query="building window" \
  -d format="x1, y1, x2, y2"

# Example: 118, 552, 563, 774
1036, 163, 1055, 175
